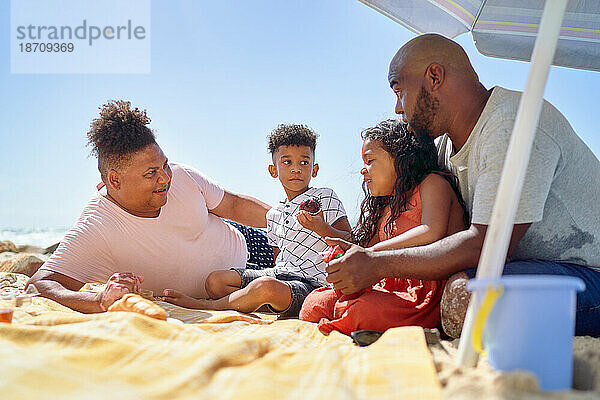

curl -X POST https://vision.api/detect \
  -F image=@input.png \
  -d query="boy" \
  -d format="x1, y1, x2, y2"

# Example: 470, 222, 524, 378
162, 124, 352, 317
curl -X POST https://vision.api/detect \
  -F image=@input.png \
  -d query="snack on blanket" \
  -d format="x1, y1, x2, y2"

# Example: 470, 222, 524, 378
108, 293, 167, 321
299, 197, 321, 215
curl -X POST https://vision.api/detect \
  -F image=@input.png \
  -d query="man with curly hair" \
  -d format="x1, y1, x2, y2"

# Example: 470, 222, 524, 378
29, 100, 274, 313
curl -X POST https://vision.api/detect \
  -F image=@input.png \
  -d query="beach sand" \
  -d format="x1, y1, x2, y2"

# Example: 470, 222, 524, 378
2, 239, 600, 399
429, 336, 600, 399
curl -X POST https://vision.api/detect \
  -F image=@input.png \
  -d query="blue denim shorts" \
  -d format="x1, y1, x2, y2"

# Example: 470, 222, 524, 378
464, 259, 600, 336
232, 267, 323, 318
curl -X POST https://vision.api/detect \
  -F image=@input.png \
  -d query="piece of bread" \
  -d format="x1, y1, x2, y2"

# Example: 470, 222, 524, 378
107, 293, 167, 321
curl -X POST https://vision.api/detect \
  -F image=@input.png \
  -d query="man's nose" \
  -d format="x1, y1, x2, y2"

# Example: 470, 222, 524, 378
395, 96, 404, 116
395, 99, 411, 126
360, 166, 367, 176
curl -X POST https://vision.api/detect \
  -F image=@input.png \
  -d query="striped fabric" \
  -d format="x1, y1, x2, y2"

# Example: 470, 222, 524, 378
359, 0, 600, 71
0, 273, 442, 399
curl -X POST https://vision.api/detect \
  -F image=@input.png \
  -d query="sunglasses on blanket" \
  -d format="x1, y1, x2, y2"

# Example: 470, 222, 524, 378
351, 330, 383, 347
351, 328, 441, 347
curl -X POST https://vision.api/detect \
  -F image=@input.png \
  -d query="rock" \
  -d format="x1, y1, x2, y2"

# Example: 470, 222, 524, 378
0, 253, 47, 277
0, 241, 18, 253
44, 242, 60, 255
0, 272, 30, 292
440, 274, 471, 339
17, 245, 45, 254
0, 253, 17, 263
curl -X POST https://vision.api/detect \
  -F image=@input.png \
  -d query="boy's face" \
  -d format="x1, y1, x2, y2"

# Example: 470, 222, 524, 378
268, 145, 318, 200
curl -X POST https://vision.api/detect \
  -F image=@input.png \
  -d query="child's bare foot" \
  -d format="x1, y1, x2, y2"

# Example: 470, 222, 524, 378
161, 289, 210, 309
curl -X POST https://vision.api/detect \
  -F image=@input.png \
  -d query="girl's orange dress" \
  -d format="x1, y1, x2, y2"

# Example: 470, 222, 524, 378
299, 185, 445, 335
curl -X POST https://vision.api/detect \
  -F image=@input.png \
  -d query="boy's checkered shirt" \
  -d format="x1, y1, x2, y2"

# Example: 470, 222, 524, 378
266, 187, 347, 284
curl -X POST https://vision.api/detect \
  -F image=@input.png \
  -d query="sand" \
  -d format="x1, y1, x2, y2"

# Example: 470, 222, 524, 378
429, 336, 600, 399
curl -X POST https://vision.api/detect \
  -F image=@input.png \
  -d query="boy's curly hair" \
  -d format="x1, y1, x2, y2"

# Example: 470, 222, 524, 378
87, 100, 156, 181
353, 119, 469, 247
267, 124, 318, 155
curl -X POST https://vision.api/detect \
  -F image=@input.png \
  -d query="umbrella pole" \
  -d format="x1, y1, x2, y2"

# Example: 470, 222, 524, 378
456, 0, 569, 367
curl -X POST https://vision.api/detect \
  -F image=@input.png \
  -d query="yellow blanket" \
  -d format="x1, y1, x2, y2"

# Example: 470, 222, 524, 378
0, 274, 442, 399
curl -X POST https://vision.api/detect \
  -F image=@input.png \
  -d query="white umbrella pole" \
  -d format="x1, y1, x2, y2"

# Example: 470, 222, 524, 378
457, 0, 568, 367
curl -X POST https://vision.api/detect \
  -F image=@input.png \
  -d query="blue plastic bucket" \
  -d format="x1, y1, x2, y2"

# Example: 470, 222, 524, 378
467, 275, 585, 391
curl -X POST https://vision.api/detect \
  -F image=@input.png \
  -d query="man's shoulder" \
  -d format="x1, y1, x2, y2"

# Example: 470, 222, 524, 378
476, 87, 520, 135
169, 162, 224, 194
168, 162, 196, 181
479, 86, 567, 139
488, 86, 521, 112
75, 196, 115, 234
53, 198, 114, 254
476, 86, 575, 152
169, 162, 195, 173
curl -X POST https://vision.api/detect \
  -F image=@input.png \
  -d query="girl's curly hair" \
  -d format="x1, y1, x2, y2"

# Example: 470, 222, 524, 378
87, 100, 156, 180
353, 119, 469, 247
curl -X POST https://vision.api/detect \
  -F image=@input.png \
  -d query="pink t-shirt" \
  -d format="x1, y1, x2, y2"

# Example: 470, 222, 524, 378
40, 163, 247, 298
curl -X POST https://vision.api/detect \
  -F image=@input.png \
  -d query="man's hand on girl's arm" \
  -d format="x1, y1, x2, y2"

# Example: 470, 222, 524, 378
324, 237, 384, 294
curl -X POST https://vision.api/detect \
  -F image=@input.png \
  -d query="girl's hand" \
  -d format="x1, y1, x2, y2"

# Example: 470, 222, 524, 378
296, 209, 327, 236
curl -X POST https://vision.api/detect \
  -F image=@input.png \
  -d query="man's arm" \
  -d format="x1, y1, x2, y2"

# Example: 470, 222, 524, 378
325, 223, 531, 294
210, 190, 270, 228
28, 269, 103, 313
28, 269, 143, 313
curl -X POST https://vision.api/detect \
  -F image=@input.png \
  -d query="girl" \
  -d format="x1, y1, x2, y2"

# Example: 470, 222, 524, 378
299, 119, 468, 335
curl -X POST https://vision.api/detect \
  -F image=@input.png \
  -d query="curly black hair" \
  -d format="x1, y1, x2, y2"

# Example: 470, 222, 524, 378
87, 100, 156, 181
267, 124, 318, 156
353, 119, 469, 247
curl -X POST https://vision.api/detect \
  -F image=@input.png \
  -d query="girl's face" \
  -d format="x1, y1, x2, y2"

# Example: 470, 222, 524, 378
360, 139, 397, 197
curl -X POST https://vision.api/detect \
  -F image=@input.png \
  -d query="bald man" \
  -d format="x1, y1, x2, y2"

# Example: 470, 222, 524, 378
325, 34, 600, 338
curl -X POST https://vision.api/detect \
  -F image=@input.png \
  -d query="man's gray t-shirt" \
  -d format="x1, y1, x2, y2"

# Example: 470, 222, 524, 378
438, 86, 600, 269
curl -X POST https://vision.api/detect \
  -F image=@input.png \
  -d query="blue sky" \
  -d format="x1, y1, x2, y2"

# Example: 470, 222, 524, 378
1, 0, 599, 230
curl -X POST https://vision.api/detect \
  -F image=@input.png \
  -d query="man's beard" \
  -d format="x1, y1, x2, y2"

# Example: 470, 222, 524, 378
409, 86, 439, 139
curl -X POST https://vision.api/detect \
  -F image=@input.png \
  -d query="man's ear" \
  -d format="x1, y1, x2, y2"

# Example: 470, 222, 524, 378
425, 62, 445, 92
107, 169, 121, 190
312, 163, 319, 178
268, 164, 278, 178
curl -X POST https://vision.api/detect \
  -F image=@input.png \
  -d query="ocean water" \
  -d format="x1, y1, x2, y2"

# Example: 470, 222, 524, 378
0, 227, 68, 248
